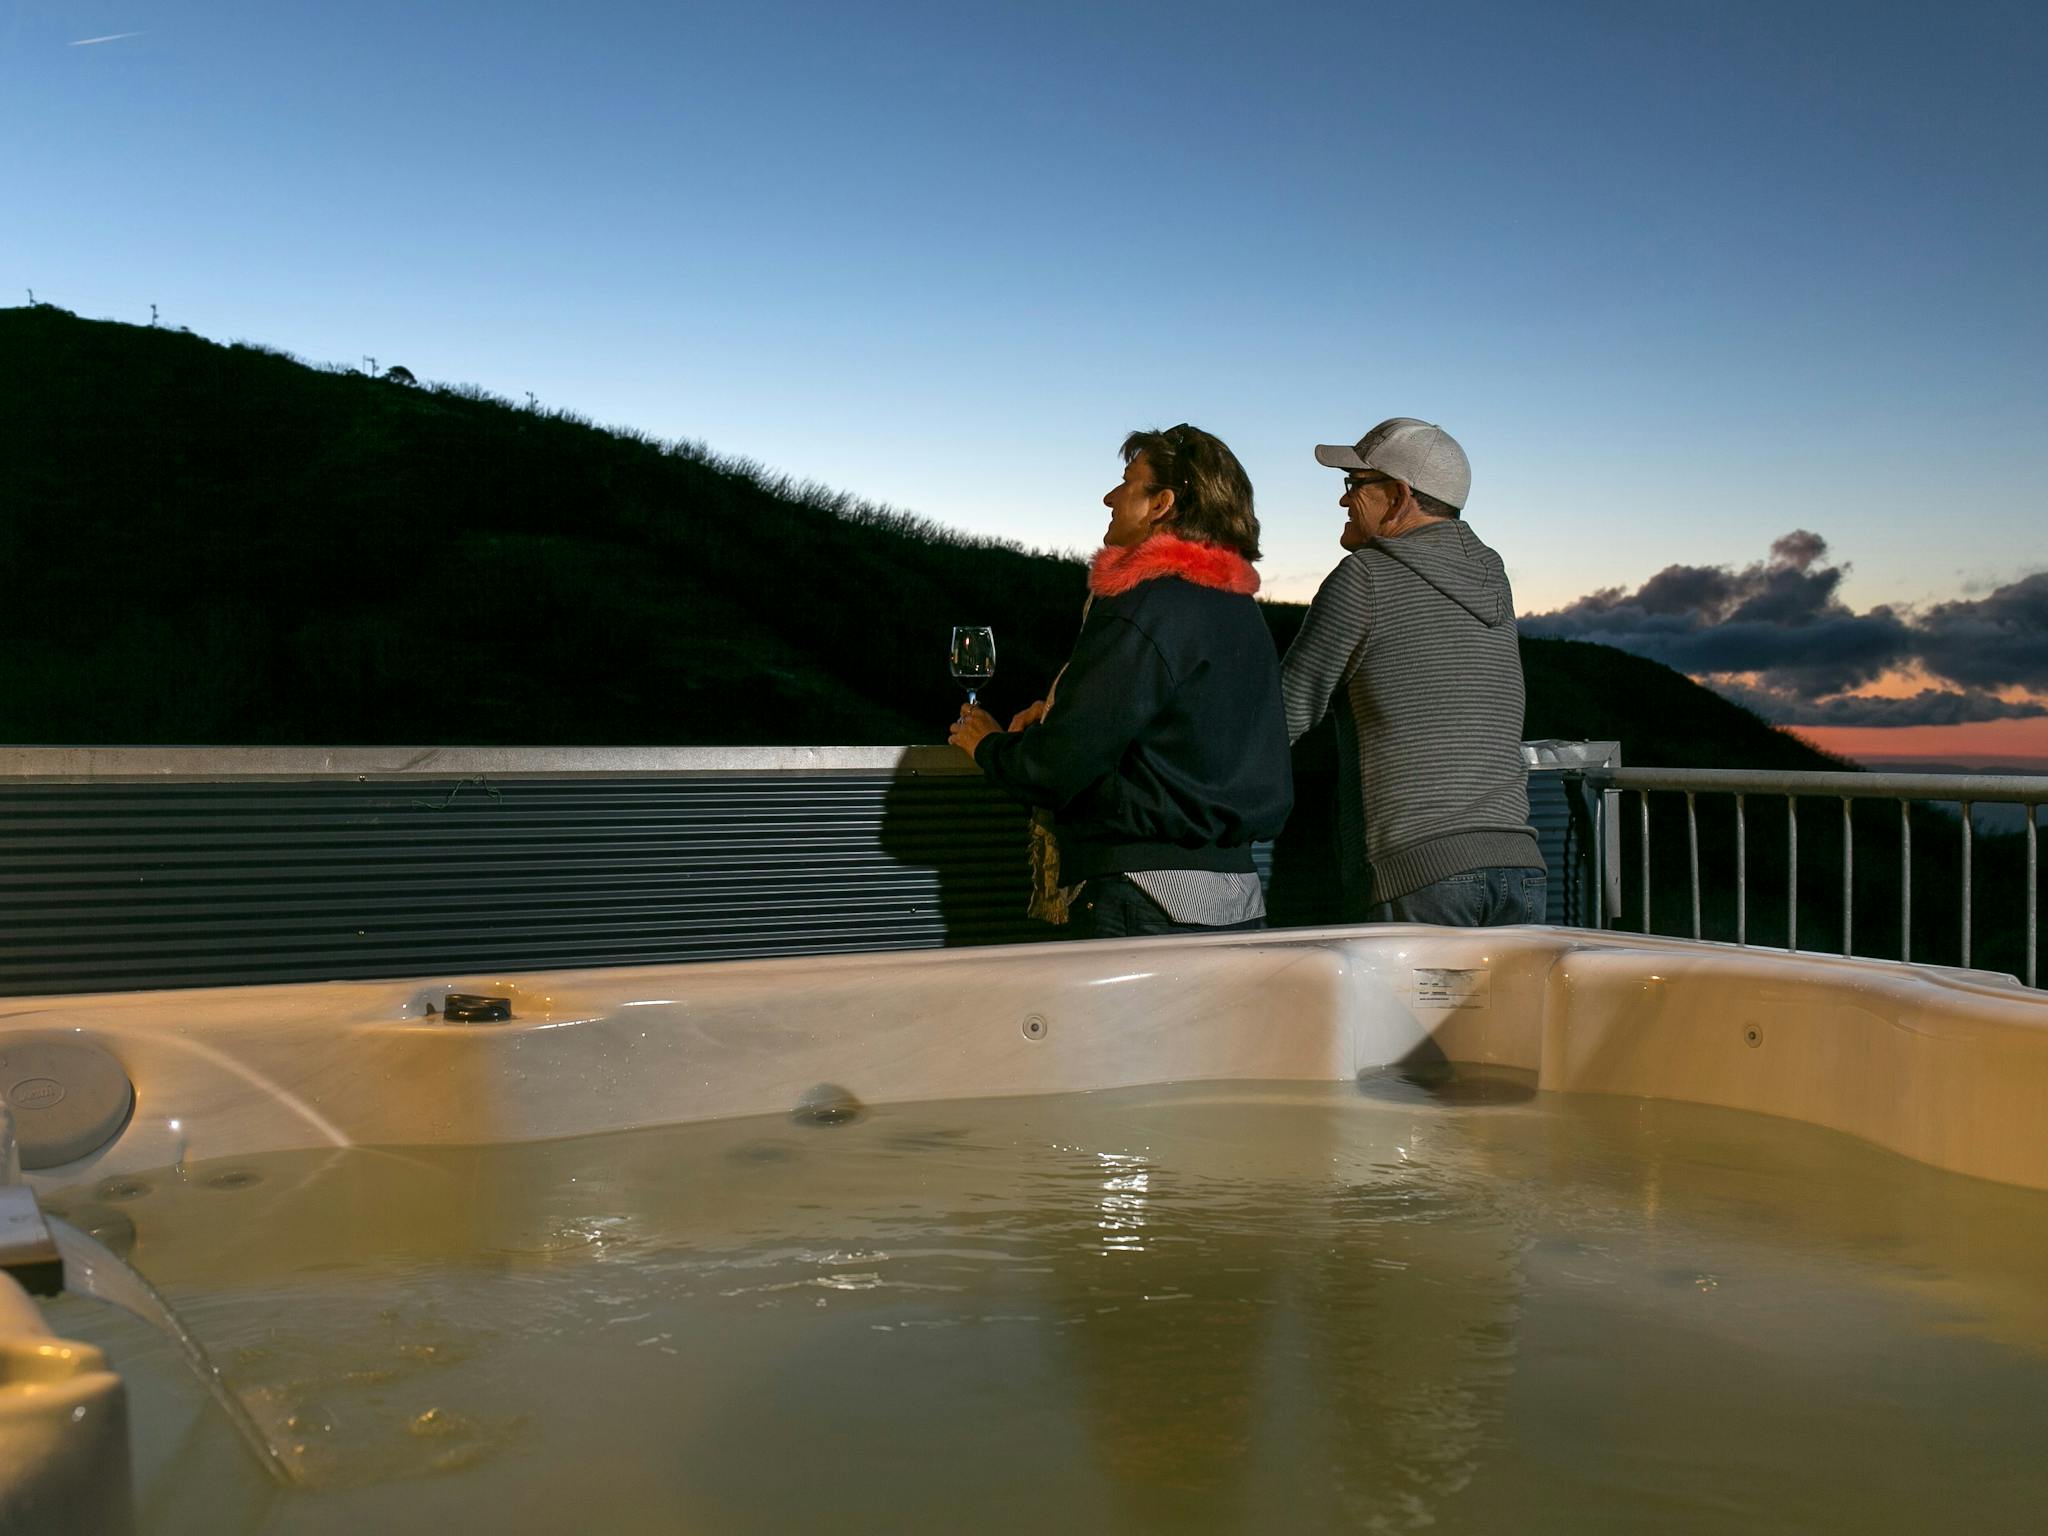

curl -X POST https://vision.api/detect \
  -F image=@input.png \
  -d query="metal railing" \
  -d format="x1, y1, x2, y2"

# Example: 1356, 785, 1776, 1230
1589, 767, 2048, 987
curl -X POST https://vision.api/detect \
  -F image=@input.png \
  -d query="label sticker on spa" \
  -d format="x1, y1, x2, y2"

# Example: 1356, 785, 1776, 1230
1414, 968, 1488, 1009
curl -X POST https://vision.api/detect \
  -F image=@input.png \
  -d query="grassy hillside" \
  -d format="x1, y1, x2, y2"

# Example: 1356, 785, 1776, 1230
3, 305, 1093, 745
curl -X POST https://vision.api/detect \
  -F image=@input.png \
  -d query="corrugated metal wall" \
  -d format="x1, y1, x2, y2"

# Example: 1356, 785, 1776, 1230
1530, 771, 1596, 927
0, 774, 1044, 995
0, 763, 1596, 997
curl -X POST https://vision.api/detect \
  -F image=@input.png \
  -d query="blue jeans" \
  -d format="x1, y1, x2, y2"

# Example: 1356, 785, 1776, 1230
1370, 866, 1547, 927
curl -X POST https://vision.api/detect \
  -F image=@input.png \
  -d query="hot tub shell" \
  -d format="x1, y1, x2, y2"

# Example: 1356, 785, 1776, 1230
6, 924, 2044, 1192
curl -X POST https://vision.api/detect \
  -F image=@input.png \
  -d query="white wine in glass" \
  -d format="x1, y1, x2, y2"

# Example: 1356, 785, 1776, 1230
949, 626, 996, 706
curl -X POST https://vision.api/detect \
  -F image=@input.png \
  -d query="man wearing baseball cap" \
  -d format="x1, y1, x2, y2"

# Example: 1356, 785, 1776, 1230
1279, 418, 1545, 925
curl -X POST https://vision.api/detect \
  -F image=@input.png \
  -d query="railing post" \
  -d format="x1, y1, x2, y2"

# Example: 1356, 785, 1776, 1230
1639, 790, 1651, 934
1962, 802, 1973, 969
2027, 803, 2037, 990
1735, 793, 1747, 946
1842, 797, 1853, 958
1787, 796, 1799, 953
1900, 800, 1912, 966
1601, 787, 1622, 928
1686, 791, 1701, 940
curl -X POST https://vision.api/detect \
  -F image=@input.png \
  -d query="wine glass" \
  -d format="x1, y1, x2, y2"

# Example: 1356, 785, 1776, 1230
950, 626, 996, 707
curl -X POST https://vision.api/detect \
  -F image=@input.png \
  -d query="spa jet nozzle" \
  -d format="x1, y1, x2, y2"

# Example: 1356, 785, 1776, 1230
0, 1108, 61, 1297
0, 1185, 61, 1298
444, 993, 514, 1023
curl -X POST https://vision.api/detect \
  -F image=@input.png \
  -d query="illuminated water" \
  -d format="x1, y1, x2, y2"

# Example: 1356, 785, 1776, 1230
48, 1216, 294, 1485
39, 1074, 2048, 1533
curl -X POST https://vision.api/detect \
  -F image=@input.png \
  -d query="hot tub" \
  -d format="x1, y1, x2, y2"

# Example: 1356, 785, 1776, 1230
7, 925, 2048, 1532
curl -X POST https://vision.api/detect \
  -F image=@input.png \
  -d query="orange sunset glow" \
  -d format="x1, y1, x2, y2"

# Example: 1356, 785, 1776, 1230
1792, 716, 2048, 767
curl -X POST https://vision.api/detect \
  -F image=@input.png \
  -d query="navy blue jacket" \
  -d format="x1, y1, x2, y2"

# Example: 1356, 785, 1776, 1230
976, 548, 1293, 884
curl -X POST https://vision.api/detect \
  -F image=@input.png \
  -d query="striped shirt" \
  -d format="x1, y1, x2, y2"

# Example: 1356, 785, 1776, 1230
1127, 868, 1266, 925
1280, 519, 1542, 907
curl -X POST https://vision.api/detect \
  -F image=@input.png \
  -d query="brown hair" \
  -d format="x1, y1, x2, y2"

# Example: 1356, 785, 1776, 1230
1121, 423, 1261, 561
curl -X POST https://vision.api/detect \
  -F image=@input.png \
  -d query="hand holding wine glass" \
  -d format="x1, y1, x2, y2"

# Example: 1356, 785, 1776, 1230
950, 626, 996, 706
947, 626, 1000, 760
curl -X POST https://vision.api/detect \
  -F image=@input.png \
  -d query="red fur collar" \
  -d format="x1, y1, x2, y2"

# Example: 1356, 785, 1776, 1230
1088, 532, 1260, 598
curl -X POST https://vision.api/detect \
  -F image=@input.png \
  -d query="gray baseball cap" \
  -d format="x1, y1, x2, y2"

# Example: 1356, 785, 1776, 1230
1315, 417, 1470, 510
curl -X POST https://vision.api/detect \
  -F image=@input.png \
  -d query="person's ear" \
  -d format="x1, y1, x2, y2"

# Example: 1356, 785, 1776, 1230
1149, 486, 1177, 526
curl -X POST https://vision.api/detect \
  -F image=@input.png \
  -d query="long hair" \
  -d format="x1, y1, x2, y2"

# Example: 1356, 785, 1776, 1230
1121, 423, 1261, 561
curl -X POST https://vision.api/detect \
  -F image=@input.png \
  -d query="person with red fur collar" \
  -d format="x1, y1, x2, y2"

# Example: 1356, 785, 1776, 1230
948, 425, 1293, 938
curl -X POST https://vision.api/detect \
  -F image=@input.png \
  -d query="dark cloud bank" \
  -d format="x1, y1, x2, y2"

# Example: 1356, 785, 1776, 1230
1520, 532, 2048, 728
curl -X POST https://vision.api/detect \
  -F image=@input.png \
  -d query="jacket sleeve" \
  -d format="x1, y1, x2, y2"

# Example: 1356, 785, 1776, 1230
1280, 556, 1372, 744
974, 611, 1175, 809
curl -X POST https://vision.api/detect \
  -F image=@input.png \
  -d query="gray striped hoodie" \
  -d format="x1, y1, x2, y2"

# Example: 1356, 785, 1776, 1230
1280, 519, 1541, 906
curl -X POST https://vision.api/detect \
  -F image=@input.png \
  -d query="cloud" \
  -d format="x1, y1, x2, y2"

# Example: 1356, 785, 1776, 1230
1770, 530, 1827, 570
69, 31, 147, 46
1522, 531, 1912, 696
1714, 684, 2048, 728
1914, 573, 2048, 693
1521, 533, 2048, 726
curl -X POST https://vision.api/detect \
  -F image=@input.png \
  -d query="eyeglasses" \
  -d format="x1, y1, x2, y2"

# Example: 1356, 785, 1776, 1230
1343, 472, 1393, 492
1148, 423, 1196, 494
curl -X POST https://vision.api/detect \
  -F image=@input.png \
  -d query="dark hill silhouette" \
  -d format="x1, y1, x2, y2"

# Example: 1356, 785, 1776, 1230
4, 305, 1090, 745
4, 305, 2028, 974
2, 303, 1843, 768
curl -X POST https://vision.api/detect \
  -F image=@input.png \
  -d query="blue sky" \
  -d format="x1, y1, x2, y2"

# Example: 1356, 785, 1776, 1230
6, 0, 2045, 621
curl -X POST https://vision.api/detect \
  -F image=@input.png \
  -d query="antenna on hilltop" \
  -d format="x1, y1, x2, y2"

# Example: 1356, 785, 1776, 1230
363, 355, 378, 376
150, 303, 159, 327
525, 391, 538, 412
26, 289, 34, 307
